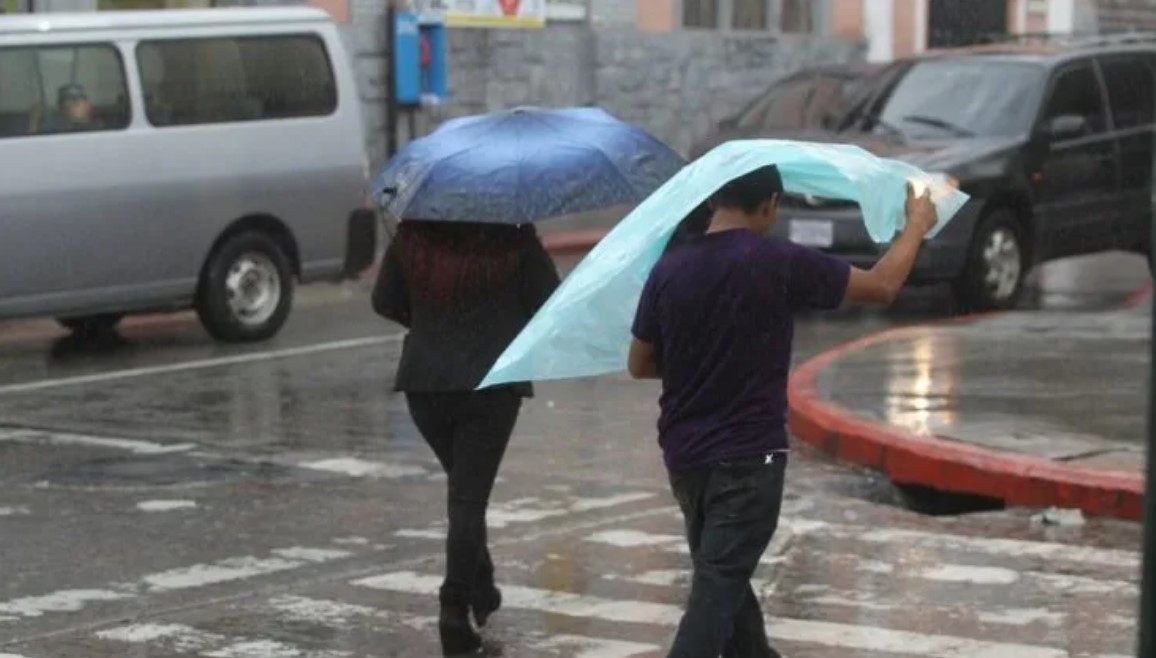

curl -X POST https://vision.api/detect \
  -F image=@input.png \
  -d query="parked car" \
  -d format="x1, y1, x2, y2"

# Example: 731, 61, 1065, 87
690, 63, 884, 158
702, 37, 1156, 311
0, 7, 376, 342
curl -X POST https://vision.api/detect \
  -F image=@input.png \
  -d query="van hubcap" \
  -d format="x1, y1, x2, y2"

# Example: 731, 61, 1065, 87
982, 228, 1022, 301
226, 253, 280, 327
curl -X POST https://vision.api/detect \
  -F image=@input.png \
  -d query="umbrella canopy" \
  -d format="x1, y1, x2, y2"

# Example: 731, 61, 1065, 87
479, 139, 970, 388
369, 106, 686, 224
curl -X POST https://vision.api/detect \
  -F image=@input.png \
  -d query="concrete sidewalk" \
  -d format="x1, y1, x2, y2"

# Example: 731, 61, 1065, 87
789, 297, 1150, 521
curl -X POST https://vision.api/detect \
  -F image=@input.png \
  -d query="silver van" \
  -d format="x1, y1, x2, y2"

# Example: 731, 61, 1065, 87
0, 7, 376, 342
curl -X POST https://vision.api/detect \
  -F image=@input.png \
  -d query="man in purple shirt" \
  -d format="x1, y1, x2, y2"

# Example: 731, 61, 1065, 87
628, 165, 937, 658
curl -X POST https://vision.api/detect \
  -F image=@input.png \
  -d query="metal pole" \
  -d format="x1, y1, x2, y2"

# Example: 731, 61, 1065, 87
1141, 215, 1156, 657
384, 1, 399, 158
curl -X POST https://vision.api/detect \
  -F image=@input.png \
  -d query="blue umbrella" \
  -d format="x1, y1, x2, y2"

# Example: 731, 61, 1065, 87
369, 106, 686, 224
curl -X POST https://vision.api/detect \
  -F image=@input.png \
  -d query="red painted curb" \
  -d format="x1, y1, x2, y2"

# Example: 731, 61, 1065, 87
1124, 279, 1154, 309
788, 317, 1147, 521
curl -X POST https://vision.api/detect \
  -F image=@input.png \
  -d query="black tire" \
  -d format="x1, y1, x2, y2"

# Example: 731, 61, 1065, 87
196, 231, 294, 343
57, 313, 123, 336
953, 208, 1028, 313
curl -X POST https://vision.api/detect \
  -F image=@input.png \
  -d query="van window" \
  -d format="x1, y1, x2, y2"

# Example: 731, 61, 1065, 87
0, 44, 130, 139
136, 35, 337, 127
1099, 58, 1156, 130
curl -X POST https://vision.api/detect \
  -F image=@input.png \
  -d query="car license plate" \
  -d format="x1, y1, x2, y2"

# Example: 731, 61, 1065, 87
789, 220, 834, 248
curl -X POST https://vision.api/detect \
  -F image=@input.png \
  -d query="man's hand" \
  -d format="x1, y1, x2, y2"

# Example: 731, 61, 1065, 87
843, 182, 940, 306
903, 182, 939, 238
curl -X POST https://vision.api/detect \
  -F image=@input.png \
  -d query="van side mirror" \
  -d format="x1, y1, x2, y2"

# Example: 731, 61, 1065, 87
1045, 114, 1088, 141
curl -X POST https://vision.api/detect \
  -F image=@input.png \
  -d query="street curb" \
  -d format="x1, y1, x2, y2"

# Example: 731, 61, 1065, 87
787, 307, 1149, 521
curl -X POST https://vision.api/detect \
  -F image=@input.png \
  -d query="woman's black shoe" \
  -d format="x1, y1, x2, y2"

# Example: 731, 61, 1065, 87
471, 586, 502, 627
439, 604, 483, 656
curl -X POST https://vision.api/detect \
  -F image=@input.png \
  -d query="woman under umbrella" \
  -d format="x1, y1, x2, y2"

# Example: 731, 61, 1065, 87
372, 221, 558, 655
370, 106, 684, 657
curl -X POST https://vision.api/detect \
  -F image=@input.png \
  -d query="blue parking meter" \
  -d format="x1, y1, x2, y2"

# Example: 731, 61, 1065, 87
394, 11, 448, 107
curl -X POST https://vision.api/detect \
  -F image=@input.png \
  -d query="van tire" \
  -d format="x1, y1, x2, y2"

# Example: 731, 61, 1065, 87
196, 231, 294, 343
953, 208, 1027, 313
58, 313, 123, 337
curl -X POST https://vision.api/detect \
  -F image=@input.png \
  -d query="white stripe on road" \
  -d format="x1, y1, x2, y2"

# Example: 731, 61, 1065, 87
137, 499, 198, 513
0, 335, 400, 396
354, 570, 1086, 658
0, 429, 195, 455
783, 519, 1141, 570
297, 458, 427, 479
97, 621, 352, 658
586, 527, 1138, 600
584, 528, 788, 567
0, 546, 354, 621
99, 597, 658, 658
144, 548, 351, 592
393, 493, 661, 540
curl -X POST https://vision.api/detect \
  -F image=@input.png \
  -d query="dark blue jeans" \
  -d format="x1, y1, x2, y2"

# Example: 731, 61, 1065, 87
666, 453, 787, 658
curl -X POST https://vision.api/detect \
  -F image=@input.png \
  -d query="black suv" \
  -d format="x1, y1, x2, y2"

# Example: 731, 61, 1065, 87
705, 36, 1156, 310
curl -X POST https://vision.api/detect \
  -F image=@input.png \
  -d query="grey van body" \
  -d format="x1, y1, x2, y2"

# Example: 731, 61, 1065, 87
0, 8, 375, 342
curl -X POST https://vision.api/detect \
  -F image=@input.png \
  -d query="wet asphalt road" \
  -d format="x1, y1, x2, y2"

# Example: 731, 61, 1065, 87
0, 252, 1147, 658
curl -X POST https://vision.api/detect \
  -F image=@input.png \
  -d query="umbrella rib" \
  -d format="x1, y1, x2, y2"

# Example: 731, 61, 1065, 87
533, 117, 644, 202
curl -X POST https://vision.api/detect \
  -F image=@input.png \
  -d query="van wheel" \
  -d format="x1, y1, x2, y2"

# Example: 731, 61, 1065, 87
953, 209, 1026, 312
58, 313, 123, 336
196, 232, 294, 343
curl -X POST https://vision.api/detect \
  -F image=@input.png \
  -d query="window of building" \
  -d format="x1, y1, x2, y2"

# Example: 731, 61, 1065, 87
683, 0, 719, 28
0, 44, 130, 139
780, 0, 814, 32
136, 35, 337, 127
1099, 58, 1156, 130
732, 0, 767, 30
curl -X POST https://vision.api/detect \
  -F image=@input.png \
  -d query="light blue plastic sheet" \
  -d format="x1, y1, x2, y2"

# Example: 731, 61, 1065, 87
479, 139, 970, 388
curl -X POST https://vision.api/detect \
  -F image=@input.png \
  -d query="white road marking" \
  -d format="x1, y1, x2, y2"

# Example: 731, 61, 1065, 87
297, 457, 427, 479
97, 623, 227, 652
137, 499, 198, 512
145, 548, 351, 592
0, 545, 356, 622
922, 564, 1020, 585
584, 528, 787, 567
0, 429, 195, 455
976, 608, 1065, 627
0, 589, 132, 618
204, 639, 350, 658
0, 335, 400, 396
394, 492, 662, 540
331, 537, 370, 546
783, 519, 1141, 570
354, 570, 1088, 658
0, 653, 38, 658
0, 506, 30, 517
532, 635, 659, 658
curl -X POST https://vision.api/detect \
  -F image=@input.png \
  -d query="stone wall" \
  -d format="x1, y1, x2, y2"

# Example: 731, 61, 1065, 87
348, 19, 863, 164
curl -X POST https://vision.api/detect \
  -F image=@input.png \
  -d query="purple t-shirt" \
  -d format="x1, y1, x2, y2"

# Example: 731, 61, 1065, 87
631, 229, 851, 472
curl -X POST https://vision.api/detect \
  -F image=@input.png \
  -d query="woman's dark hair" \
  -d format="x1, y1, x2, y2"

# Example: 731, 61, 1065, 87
395, 221, 537, 307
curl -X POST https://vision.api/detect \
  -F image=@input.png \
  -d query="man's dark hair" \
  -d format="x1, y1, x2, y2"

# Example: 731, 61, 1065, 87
709, 165, 784, 214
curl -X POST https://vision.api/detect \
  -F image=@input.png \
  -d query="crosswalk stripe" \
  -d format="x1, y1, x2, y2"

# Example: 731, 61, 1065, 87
0, 545, 355, 621
783, 519, 1140, 570
97, 597, 660, 658
353, 570, 1094, 658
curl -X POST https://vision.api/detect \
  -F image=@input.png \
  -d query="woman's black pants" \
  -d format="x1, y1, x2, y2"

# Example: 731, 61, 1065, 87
406, 389, 522, 606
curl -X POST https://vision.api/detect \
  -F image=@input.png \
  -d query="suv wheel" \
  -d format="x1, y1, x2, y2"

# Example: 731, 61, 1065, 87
57, 313, 124, 337
954, 209, 1026, 312
196, 231, 294, 343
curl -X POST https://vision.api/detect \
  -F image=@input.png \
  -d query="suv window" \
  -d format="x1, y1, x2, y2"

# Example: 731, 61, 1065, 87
1041, 63, 1108, 136
0, 44, 130, 139
866, 59, 1044, 138
1099, 57, 1156, 130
